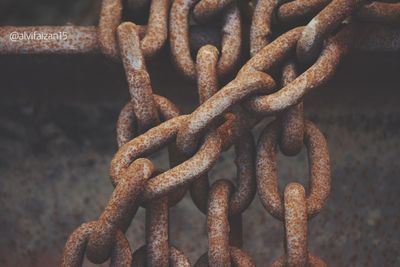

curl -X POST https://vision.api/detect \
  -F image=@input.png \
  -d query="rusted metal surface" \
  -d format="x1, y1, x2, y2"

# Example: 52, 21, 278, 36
170, 0, 241, 80
61, 222, 132, 267
245, 25, 353, 115
132, 245, 191, 266
207, 180, 232, 267
98, 0, 122, 60
279, 62, 304, 156
357, 2, 400, 25
1, 56, 400, 266
284, 183, 308, 267
250, 0, 278, 56
117, 22, 160, 133
296, 0, 365, 64
193, 0, 234, 23
277, 0, 330, 24
257, 121, 331, 220
86, 158, 154, 263
1, 0, 400, 266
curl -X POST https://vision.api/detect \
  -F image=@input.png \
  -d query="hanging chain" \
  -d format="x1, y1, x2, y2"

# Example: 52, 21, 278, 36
1, 0, 399, 266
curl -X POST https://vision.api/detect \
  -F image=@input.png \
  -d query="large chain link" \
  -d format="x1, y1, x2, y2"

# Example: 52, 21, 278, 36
1, 0, 399, 266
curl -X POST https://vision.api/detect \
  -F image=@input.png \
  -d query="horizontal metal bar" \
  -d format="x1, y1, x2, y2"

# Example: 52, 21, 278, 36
0, 26, 100, 54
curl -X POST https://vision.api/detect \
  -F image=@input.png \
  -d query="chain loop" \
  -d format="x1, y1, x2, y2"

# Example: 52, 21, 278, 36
256, 120, 331, 220
193, 0, 235, 23
98, 0, 123, 60
117, 94, 181, 147
208, 180, 232, 267
296, 0, 365, 64
61, 221, 132, 267
177, 71, 275, 155
132, 245, 191, 267
284, 183, 308, 267
250, 0, 281, 56
195, 247, 256, 267
245, 24, 354, 115
86, 158, 155, 263
145, 195, 170, 266
279, 62, 305, 156
270, 253, 327, 267
117, 22, 160, 133
170, 0, 241, 80
277, 0, 330, 24
194, 179, 256, 267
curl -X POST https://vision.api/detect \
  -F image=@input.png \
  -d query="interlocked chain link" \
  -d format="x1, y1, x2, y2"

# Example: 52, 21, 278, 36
1, 0, 399, 266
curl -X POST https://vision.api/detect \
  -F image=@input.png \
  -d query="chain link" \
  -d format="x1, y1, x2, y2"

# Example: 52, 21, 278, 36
1, 0, 400, 265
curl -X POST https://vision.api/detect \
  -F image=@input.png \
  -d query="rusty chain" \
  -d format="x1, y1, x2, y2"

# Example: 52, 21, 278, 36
1, 0, 399, 266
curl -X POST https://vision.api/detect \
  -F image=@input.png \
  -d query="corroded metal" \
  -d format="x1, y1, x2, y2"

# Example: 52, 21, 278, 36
2, 0, 398, 265
256, 121, 331, 220
296, 0, 365, 64
277, 0, 330, 24
250, 0, 279, 56
61, 221, 132, 267
170, 0, 241, 80
279, 62, 304, 156
117, 22, 160, 133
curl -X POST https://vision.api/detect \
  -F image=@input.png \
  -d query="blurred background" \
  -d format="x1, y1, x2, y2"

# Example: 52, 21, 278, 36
0, 1, 399, 266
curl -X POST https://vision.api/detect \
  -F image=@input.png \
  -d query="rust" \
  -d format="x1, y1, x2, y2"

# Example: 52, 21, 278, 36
296, 0, 365, 64
145, 197, 169, 267
241, 27, 304, 75
194, 247, 256, 267
356, 2, 400, 25
229, 132, 256, 215
279, 62, 304, 156
245, 25, 354, 115
132, 245, 191, 267
170, 0, 241, 80
110, 115, 188, 186
284, 183, 308, 267
250, 0, 280, 56
116, 95, 181, 147
99, 0, 168, 59
277, 0, 330, 24
230, 247, 256, 267
208, 180, 233, 267
15, 0, 396, 265
141, 130, 222, 202
61, 221, 132, 267
116, 95, 187, 207
177, 71, 275, 155
190, 45, 220, 213
217, 4, 242, 79
98, 0, 122, 60
256, 121, 331, 220
193, 0, 234, 23
86, 159, 155, 263
117, 22, 160, 133
218, 109, 262, 151
141, 0, 170, 57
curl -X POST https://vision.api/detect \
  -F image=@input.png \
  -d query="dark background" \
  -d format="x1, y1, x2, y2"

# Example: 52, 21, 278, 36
0, 1, 400, 266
